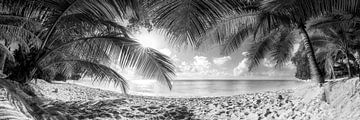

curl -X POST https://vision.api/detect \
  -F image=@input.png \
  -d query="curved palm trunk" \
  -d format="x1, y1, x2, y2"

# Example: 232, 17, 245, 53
299, 24, 325, 86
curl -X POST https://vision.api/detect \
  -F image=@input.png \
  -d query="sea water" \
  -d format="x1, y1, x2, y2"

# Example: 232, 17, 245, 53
69, 79, 307, 97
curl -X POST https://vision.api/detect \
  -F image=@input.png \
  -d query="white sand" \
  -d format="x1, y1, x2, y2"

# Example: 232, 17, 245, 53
33, 80, 334, 120
2, 78, 360, 119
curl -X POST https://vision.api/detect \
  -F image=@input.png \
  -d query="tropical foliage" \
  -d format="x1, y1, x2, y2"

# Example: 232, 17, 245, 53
2, 0, 360, 119
291, 43, 311, 80
292, 12, 360, 80
150, 0, 360, 84
0, 0, 175, 119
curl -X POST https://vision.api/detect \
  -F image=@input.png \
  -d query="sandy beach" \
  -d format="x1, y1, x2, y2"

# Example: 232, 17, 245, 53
23, 80, 339, 120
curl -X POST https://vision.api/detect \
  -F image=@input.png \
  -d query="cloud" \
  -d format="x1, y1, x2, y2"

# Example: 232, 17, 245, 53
213, 56, 231, 65
159, 48, 172, 56
171, 55, 179, 62
233, 58, 249, 76
242, 52, 250, 57
176, 56, 232, 78
263, 58, 275, 68
261, 70, 276, 76
178, 61, 191, 72
177, 56, 211, 73
192, 56, 211, 72
285, 62, 296, 69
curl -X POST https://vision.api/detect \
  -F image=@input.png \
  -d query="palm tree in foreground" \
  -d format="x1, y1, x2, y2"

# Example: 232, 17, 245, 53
0, 0, 175, 119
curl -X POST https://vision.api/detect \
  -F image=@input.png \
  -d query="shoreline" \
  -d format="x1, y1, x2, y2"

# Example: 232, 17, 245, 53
32, 80, 332, 119
65, 79, 310, 99
39, 80, 308, 100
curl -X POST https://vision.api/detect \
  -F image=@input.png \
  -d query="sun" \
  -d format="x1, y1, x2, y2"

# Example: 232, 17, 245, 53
134, 31, 159, 49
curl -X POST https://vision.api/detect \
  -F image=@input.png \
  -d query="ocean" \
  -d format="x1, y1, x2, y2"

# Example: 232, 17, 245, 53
69, 79, 307, 97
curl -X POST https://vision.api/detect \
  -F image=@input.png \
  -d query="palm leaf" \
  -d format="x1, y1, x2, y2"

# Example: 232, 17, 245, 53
0, 79, 36, 119
43, 59, 129, 93
0, 44, 15, 62
0, 103, 32, 120
247, 30, 278, 71
152, 0, 238, 47
40, 34, 175, 90
309, 34, 337, 48
40, 0, 139, 49
203, 12, 258, 55
220, 32, 253, 56
203, 2, 259, 45
270, 28, 295, 68
0, 24, 41, 50
262, 0, 360, 23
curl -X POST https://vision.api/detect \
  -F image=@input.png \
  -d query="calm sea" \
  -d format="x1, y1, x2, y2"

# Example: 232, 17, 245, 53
69, 79, 307, 97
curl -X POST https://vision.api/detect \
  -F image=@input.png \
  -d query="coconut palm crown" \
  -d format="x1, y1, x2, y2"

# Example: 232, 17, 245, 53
0, 0, 175, 119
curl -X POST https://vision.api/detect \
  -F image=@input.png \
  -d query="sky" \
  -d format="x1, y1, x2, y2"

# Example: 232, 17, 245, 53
119, 28, 298, 80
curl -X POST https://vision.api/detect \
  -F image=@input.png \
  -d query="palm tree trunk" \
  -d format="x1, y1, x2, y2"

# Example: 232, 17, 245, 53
355, 50, 360, 79
344, 51, 352, 78
331, 64, 336, 79
0, 52, 6, 76
298, 24, 325, 86
0, 40, 11, 78
299, 23, 327, 102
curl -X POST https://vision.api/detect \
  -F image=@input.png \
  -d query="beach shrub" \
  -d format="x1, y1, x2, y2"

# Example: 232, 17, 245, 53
54, 74, 67, 81
291, 49, 311, 80
38, 69, 56, 82
70, 74, 82, 80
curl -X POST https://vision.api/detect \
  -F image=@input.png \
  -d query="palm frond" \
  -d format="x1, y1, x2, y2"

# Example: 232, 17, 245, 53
307, 15, 343, 30
0, 80, 35, 119
309, 34, 336, 47
262, 0, 360, 23
0, 102, 32, 120
152, 0, 237, 47
252, 11, 292, 41
203, 3, 259, 45
0, 24, 41, 50
246, 30, 277, 71
43, 59, 129, 93
221, 32, 253, 56
0, 44, 14, 62
270, 28, 295, 68
114, 41, 175, 89
129, 48, 175, 89
203, 12, 257, 55
40, 33, 175, 90
38, 35, 132, 64
40, 0, 139, 49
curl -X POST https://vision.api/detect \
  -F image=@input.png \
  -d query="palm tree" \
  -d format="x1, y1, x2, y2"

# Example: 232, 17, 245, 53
0, 0, 175, 119
307, 13, 360, 78
152, 0, 360, 85
151, 0, 325, 84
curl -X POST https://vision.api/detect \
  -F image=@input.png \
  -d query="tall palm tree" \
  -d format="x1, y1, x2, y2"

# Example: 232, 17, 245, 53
152, 0, 360, 85
308, 12, 360, 78
0, 0, 175, 119
151, 0, 324, 84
